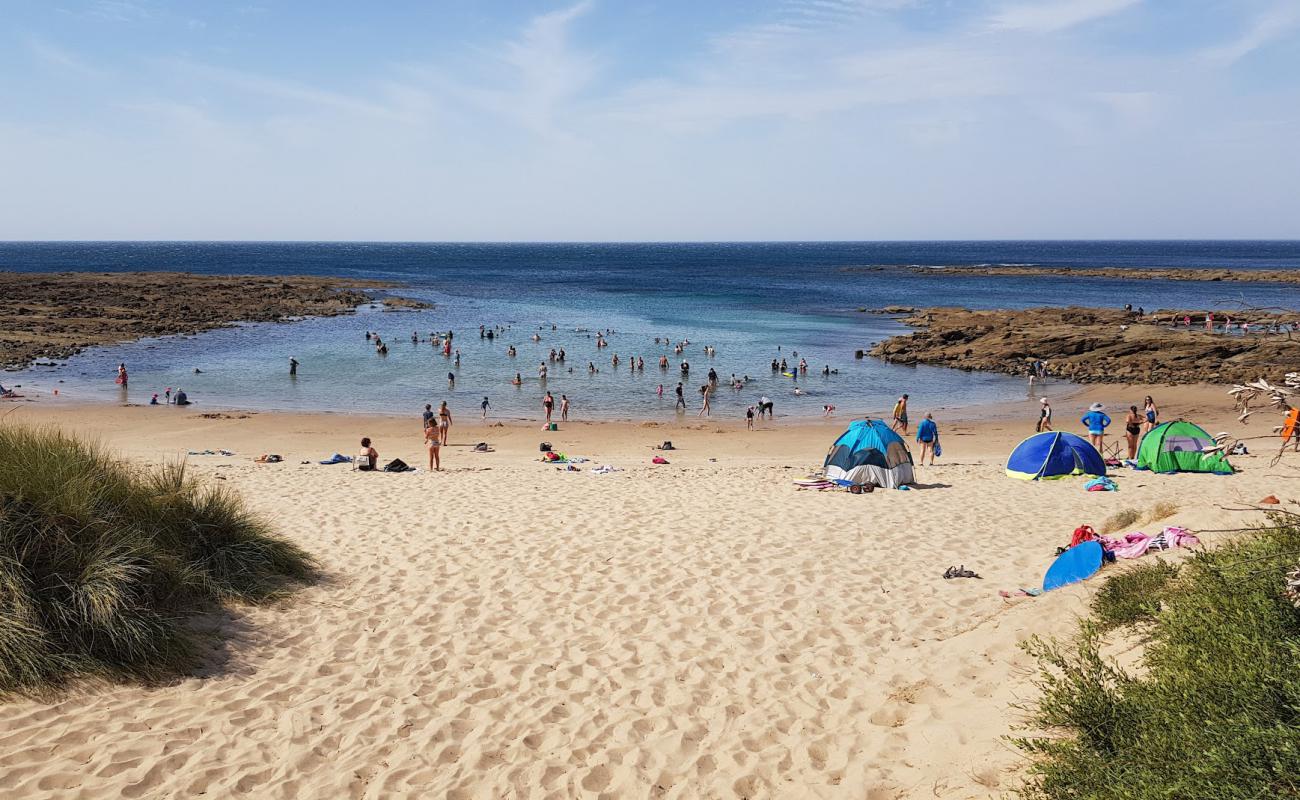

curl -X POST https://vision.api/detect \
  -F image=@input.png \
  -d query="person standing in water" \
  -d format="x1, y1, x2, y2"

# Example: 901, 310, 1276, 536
560, 394, 570, 421
698, 384, 711, 417
289, 357, 298, 377
675, 382, 686, 411
481, 396, 491, 419
116, 363, 128, 385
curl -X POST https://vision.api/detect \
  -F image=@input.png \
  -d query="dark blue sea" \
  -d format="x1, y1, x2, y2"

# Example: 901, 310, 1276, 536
4, 241, 1297, 419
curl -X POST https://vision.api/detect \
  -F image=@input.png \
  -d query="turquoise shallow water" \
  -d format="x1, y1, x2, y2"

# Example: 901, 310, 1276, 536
4, 241, 1297, 419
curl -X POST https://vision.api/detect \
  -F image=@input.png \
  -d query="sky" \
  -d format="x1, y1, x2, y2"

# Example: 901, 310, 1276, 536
2, 0, 1298, 241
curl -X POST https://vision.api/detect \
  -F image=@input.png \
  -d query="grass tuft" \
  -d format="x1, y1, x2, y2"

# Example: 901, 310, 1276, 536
0, 423, 316, 696
1144, 499, 1179, 524
1017, 518, 1300, 799
1098, 507, 1142, 535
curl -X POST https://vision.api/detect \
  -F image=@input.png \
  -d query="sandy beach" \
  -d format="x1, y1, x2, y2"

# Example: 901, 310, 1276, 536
0, 384, 1289, 799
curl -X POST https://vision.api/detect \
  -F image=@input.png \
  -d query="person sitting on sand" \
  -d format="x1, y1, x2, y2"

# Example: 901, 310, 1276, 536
1081, 403, 1111, 452
356, 437, 378, 471
174, 389, 190, 406
916, 412, 939, 466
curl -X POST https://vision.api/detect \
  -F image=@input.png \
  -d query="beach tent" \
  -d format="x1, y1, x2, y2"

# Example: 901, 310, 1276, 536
1006, 431, 1105, 480
823, 419, 914, 489
1136, 421, 1233, 474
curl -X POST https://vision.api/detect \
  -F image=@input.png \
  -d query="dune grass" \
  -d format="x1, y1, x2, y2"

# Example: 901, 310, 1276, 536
0, 423, 316, 696
1017, 517, 1300, 799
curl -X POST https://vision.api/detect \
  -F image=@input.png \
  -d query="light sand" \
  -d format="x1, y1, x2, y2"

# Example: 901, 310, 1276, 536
0, 386, 1291, 798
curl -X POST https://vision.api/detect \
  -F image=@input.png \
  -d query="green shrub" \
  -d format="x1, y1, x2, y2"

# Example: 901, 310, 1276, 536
0, 424, 315, 696
1090, 559, 1180, 631
1016, 520, 1300, 799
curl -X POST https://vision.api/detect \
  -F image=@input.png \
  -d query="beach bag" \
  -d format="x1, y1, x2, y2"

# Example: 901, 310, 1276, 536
1070, 525, 1097, 548
933, 442, 942, 458
539, 442, 552, 452
660, 441, 674, 450
383, 458, 411, 473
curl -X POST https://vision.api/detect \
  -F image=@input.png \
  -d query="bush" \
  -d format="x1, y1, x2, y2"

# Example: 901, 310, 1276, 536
1090, 559, 1180, 631
0, 424, 315, 695
1017, 519, 1300, 799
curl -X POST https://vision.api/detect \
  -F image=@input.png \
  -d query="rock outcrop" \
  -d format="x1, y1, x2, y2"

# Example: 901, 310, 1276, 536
870, 306, 1300, 384
1, 272, 429, 370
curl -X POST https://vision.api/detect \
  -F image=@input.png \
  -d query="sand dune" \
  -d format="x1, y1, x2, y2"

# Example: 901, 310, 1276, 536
0, 388, 1285, 798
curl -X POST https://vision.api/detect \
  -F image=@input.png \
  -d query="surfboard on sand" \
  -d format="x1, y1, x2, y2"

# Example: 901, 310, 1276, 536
1043, 540, 1103, 592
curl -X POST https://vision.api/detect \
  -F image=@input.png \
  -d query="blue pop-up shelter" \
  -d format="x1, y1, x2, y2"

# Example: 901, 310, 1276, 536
1006, 431, 1105, 481
824, 419, 915, 489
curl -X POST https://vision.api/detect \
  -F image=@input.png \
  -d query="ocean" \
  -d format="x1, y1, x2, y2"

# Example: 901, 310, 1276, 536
4, 241, 1298, 419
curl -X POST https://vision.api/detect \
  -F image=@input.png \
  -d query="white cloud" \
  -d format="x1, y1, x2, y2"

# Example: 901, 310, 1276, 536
989, 0, 1140, 34
27, 36, 103, 78
1201, 2, 1300, 66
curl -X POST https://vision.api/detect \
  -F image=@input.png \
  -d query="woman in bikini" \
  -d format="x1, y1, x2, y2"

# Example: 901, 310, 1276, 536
424, 422, 441, 471
1125, 405, 1144, 459
437, 401, 452, 446
1143, 395, 1158, 433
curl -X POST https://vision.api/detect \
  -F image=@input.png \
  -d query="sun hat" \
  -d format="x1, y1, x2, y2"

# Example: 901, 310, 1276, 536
1089, 402, 1105, 411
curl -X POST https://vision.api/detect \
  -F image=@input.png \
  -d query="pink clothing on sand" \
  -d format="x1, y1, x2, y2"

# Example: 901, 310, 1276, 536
1100, 526, 1199, 559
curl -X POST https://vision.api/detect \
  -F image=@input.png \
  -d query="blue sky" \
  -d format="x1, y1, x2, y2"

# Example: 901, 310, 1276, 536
2, 0, 1298, 240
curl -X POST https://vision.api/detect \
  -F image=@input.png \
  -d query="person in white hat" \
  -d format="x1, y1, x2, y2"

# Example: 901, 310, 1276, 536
1037, 397, 1053, 432
1081, 402, 1111, 451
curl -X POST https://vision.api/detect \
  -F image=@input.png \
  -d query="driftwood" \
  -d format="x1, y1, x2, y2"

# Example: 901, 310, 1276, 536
1227, 374, 1299, 467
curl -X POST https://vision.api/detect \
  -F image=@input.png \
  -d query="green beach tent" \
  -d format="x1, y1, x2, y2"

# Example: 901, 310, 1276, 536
1136, 421, 1233, 474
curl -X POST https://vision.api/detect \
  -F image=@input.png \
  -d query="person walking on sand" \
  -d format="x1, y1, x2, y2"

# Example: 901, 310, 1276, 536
1143, 395, 1158, 433
891, 394, 909, 435
481, 396, 490, 419
424, 421, 441, 471
437, 401, 452, 446
289, 357, 298, 377
543, 391, 555, 426
1124, 405, 1143, 459
698, 384, 711, 417
1082, 402, 1111, 453
560, 394, 570, 421
916, 412, 939, 466
746, 405, 755, 430
1037, 397, 1053, 432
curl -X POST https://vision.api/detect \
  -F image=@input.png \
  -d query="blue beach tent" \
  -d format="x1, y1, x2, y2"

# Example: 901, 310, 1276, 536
1006, 431, 1106, 481
824, 419, 915, 489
